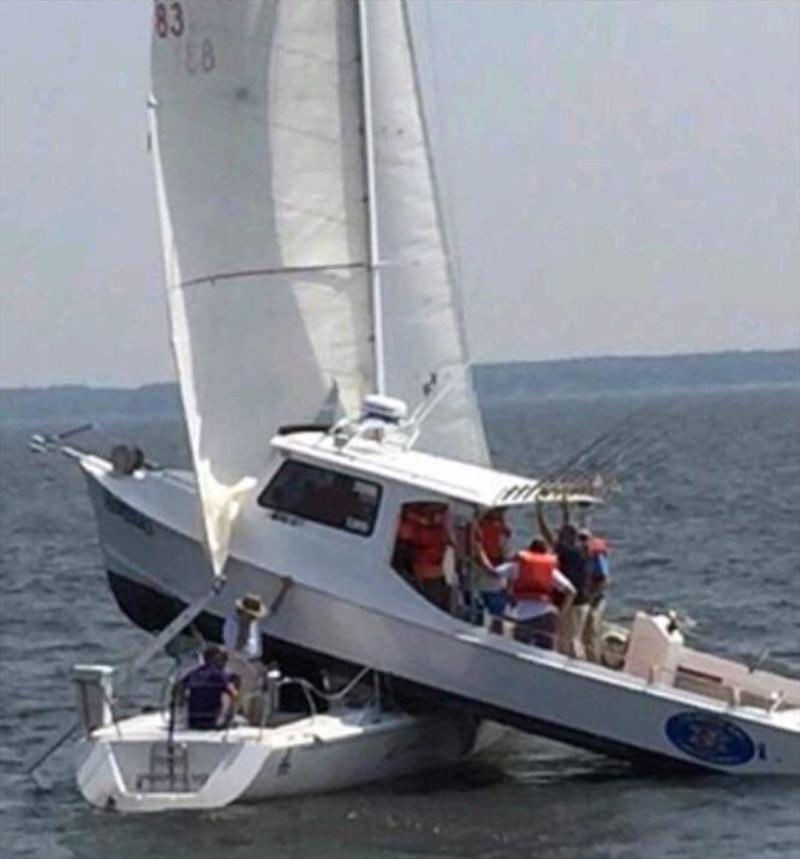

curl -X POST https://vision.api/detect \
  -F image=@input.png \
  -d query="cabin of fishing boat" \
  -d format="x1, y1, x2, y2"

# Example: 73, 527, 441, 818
255, 412, 599, 646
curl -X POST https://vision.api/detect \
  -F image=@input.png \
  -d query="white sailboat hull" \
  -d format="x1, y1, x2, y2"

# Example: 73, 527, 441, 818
82, 457, 800, 777
77, 708, 480, 812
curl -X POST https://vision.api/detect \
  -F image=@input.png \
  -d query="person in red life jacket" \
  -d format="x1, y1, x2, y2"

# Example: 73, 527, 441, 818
482, 538, 576, 648
577, 528, 611, 662
403, 503, 452, 612
469, 509, 513, 620
477, 508, 510, 565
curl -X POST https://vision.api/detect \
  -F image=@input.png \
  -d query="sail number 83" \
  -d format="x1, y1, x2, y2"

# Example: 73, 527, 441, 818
154, 2, 216, 74
154, 2, 184, 38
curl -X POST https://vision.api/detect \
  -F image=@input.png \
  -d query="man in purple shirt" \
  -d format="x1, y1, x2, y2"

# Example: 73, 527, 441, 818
180, 646, 239, 730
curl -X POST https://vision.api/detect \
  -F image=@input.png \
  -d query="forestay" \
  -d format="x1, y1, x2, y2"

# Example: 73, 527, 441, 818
150, 0, 373, 573
364, 1, 489, 466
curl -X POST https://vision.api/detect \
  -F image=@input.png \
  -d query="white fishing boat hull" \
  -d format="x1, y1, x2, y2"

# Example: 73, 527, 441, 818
82, 456, 800, 777
76, 708, 481, 812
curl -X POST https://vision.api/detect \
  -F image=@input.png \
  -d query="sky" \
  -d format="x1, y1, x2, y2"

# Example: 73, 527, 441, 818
0, 0, 798, 389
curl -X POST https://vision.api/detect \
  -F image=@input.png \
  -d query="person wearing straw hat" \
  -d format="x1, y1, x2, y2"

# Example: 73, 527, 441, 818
223, 593, 267, 661
223, 593, 267, 721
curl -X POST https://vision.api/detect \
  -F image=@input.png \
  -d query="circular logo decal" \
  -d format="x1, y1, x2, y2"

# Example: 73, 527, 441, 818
665, 712, 755, 766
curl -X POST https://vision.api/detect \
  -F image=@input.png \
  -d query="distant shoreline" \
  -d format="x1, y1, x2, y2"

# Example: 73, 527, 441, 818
1, 348, 797, 422
475, 348, 800, 400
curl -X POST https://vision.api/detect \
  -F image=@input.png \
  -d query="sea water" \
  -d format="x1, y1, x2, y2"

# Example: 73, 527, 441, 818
1, 383, 798, 859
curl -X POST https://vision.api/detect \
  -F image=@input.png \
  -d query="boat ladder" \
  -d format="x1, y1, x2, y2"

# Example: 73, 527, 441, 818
136, 742, 200, 793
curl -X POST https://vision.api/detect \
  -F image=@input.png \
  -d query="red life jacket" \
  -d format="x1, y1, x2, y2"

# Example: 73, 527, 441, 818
512, 550, 558, 601
479, 517, 510, 565
411, 520, 447, 580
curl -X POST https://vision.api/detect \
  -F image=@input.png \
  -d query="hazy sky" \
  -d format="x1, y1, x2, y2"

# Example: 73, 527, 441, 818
1, 0, 798, 388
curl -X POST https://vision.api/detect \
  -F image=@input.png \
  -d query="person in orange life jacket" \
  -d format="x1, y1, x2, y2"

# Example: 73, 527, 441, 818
536, 498, 592, 657
470, 509, 512, 618
577, 528, 611, 662
486, 538, 576, 648
404, 503, 452, 612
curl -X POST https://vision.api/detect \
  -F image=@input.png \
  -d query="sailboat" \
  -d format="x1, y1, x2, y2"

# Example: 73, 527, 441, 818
34, 0, 800, 784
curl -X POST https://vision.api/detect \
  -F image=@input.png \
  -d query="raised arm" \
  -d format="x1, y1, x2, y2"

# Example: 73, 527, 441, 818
560, 494, 571, 526
535, 498, 555, 549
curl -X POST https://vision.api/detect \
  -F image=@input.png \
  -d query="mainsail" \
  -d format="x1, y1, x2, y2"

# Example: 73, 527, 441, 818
149, 0, 487, 574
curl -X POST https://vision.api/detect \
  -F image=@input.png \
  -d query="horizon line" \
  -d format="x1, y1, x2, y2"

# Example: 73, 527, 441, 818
1, 346, 798, 393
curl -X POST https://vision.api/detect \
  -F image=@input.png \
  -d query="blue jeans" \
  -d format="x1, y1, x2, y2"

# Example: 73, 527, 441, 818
481, 590, 508, 617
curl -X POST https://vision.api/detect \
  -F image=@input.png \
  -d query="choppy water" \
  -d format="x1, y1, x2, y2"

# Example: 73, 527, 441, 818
1, 383, 799, 859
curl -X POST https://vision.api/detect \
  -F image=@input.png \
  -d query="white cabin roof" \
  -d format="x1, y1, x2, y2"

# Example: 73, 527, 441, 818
271, 430, 600, 509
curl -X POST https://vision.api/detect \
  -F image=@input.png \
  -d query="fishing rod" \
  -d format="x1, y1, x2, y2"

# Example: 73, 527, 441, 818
579, 426, 670, 481
545, 444, 670, 500
541, 403, 660, 486
550, 406, 675, 489
566, 436, 672, 494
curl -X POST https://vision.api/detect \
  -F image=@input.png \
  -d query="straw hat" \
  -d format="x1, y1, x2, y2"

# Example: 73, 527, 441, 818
235, 593, 266, 619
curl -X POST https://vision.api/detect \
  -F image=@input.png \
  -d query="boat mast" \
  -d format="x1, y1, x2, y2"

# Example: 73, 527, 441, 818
356, 0, 386, 396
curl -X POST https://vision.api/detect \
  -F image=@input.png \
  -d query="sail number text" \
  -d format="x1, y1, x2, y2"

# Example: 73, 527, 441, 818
154, 2, 216, 75
154, 2, 184, 38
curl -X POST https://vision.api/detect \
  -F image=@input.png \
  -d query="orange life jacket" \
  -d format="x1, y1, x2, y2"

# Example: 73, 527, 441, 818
410, 520, 447, 580
397, 516, 416, 543
398, 507, 431, 542
479, 517, 510, 565
512, 550, 558, 601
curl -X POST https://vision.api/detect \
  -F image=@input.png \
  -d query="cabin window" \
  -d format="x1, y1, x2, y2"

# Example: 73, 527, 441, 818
257, 460, 381, 536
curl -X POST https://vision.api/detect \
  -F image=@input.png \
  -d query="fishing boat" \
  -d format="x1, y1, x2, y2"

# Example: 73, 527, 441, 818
32, 0, 800, 780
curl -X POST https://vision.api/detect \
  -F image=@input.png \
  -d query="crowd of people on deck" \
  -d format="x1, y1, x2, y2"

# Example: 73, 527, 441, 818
178, 498, 612, 731
392, 499, 611, 659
